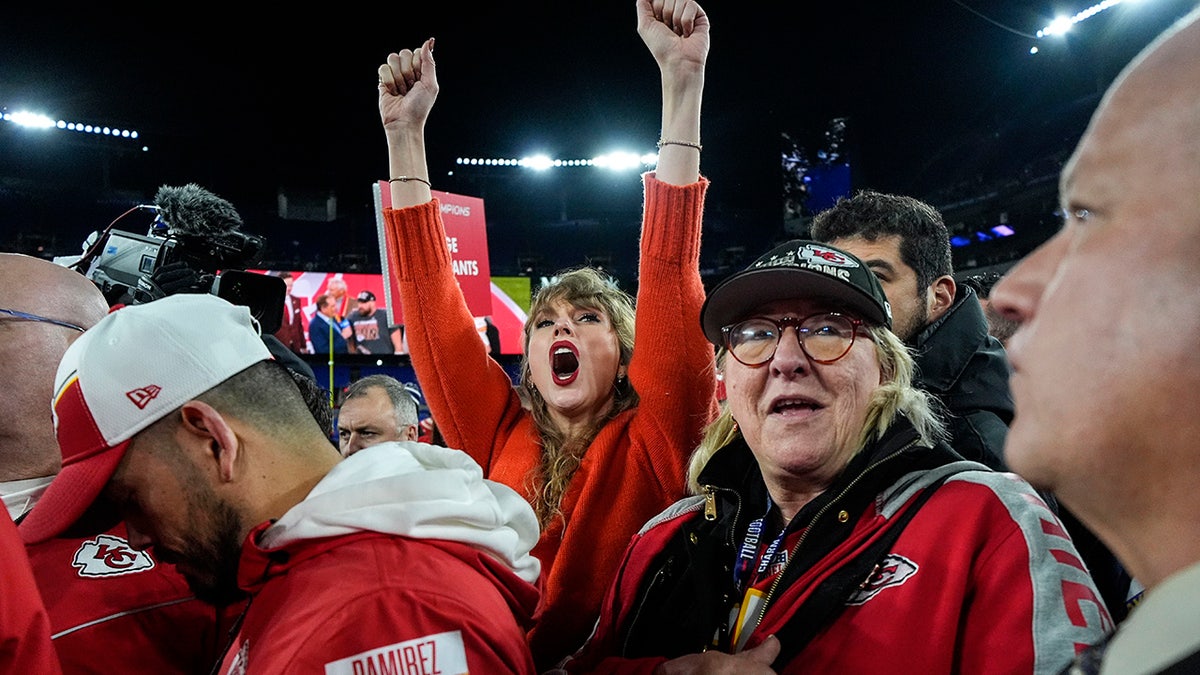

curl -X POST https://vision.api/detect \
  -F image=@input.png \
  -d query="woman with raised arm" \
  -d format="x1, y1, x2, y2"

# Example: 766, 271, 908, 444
376, 0, 716, 669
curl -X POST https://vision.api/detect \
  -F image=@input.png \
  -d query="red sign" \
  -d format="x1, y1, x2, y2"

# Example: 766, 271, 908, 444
373, 181, 493, 322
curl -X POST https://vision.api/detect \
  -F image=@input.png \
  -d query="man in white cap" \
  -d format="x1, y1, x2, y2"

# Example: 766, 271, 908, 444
20, 293, 542, 674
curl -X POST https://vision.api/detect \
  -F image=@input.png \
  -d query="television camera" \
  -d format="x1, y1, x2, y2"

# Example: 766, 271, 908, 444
63, 184, 285, 334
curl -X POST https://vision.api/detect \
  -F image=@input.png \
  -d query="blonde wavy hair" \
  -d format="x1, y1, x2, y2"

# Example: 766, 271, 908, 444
518, 267, 639, 526
686, 325, 946, 494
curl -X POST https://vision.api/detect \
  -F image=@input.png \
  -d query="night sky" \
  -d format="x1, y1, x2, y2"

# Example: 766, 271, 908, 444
1, 1, 1193, 279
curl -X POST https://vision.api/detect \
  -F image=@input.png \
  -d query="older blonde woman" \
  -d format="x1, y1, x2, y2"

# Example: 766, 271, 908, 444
560, 240, 1111, 675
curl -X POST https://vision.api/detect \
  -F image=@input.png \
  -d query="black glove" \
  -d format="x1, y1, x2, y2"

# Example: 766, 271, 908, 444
156, 261, 212, 293
133, 261, 212, 304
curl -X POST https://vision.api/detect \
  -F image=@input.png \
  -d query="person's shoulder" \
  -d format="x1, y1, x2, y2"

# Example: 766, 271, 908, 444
924, 470, 1063, 535
637, 495, 706, 534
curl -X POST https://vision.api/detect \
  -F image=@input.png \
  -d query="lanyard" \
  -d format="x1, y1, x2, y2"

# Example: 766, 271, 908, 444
727, 499, 790, 653
733, 499, 789, 593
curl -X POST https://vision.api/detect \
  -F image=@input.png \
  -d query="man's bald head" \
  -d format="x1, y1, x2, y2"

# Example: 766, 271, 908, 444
0, 254, 110, 328
0, 254, 109, 480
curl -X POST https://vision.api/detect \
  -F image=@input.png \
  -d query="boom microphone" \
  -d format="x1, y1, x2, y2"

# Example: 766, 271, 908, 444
153, 183, 243, 237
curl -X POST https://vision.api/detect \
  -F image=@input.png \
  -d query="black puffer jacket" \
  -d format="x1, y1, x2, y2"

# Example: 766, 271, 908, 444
911, 285, 1013, 469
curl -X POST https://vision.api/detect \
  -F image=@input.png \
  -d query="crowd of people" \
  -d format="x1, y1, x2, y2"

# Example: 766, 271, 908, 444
4, 1, 1200, 673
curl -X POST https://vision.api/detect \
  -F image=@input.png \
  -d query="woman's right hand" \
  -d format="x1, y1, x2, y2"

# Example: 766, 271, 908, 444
636, 0, 709, 81
377, 37, 439, 135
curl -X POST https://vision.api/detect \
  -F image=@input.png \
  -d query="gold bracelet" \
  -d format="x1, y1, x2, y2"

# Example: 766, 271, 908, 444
657, 139, 702, 152
388, 176, 431, 187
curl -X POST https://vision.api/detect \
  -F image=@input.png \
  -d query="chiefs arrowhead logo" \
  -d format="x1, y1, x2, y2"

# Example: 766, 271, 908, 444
125, 385, 162, 409
846, 553, 918, 605
72, 534, 156, 577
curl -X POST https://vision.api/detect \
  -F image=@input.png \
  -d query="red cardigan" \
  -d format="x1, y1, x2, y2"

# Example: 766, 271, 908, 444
383, 173, 718, 668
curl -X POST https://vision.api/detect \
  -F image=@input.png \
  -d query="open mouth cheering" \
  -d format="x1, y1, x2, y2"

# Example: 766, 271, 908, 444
551, 341, 581, 385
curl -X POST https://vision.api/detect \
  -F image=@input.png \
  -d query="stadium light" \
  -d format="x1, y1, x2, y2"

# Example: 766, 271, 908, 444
1037, 0, 1127, 38
456, 148, 661, 172
2, 107, 141, 142
520, 154, 555, 171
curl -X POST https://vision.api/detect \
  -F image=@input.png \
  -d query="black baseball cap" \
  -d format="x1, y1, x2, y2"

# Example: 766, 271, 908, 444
357, 290, 375, 302
699, 239, 892, 345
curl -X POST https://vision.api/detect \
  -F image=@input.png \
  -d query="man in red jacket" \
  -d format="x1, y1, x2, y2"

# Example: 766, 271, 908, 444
20, 293, 541, 674
1, 252, 228, 674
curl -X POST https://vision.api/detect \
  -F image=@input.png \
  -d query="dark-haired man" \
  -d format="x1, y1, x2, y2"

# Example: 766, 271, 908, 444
810, 192, 1013, 469
271, 271, 308, 354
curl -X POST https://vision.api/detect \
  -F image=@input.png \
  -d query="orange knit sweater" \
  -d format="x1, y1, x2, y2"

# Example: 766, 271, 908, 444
383, 173, 717, 669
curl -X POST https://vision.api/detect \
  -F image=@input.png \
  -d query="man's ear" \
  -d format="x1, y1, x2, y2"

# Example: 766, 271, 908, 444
403, 424, 420, 442
927, 275, 957, 323
177, 401, 241, 483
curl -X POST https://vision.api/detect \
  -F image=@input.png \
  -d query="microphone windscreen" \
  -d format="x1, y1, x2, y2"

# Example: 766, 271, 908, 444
154, 183, 243, 237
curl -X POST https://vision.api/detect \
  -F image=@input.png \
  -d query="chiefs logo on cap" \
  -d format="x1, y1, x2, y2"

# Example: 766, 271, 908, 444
800, 244, 857, 268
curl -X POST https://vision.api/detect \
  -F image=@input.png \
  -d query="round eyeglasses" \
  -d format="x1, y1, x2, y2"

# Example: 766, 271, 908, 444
721, 312, 867, 367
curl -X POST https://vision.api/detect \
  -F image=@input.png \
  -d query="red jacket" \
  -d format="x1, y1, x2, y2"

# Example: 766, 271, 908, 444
382, 174, 718, 668
217, 442, 541, 674
563, 428, 1114, 674
0, 509, 60, 674
25, 519, 231, 674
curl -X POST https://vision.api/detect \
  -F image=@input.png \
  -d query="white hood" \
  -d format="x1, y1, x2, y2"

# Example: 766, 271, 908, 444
259, 441, 541, 584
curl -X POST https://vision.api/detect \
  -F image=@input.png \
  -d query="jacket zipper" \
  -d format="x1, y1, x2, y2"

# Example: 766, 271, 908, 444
701, 484, 743, 549
748, 440, 918, 637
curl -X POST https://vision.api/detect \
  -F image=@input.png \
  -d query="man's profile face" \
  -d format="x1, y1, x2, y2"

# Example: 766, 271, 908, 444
826, 234, 928, 343
337, 386, 415, 456
328, 279, 347, 298
358, 299, 376, 314
991, 45, 1200, 503
104, 429, 247, 607
318, 299, 337, 318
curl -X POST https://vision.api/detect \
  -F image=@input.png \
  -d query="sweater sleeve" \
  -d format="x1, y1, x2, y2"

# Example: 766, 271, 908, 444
382, 202, 525, 471
628, 173, 719, 494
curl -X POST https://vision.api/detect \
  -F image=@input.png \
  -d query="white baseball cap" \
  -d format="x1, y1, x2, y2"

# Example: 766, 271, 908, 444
20, 294, 272, 544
